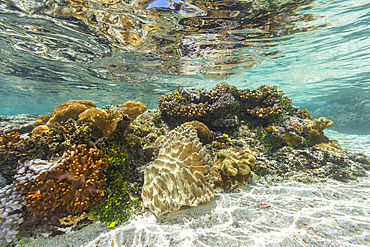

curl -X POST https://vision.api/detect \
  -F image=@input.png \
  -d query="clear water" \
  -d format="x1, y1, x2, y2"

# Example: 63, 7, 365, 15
1, 1, 369, 246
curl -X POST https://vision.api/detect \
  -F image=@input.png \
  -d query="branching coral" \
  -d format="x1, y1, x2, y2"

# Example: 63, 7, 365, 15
0, 185, 25, 245
14, 144, 108, 216
158, 83, 292, 130
141, 124, 219, 217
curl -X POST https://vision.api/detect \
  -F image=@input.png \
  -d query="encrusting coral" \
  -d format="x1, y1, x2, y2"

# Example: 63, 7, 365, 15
0, 185, 25, 245
14, 144, 108, 216
141, 124, 219, 217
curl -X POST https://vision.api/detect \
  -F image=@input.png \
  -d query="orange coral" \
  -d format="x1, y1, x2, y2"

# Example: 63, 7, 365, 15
0, 132, 23, 149
14, 144, 108, 215
78, 108, 123, 138
116, 101, 147, 120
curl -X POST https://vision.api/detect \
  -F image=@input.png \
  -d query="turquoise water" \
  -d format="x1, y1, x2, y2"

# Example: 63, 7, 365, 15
0, 0, 369, 134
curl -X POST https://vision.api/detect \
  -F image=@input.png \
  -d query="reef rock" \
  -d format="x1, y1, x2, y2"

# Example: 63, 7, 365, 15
0, 185, 25, 245
142, 124, 218, 217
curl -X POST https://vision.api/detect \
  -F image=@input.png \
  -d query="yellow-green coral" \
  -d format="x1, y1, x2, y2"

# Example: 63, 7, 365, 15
214, 149, 256, 190
90, 144, 140, 227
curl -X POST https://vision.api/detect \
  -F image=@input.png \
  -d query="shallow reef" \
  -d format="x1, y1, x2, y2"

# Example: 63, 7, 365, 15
0, 84, 369, 245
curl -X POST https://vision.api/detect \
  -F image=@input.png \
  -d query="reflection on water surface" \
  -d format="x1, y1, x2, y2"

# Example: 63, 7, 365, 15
0, 0, 369, 135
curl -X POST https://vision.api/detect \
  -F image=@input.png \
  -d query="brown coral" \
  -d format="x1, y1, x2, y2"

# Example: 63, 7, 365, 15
184, 121, 213, 144
116, 101, 147, 120
14, 144, 108, 215
49, 100, 96, 124
78, 108, 123, 138
141, 124, 218, 217
308, 117, 333, 144
214, 149, 256, 190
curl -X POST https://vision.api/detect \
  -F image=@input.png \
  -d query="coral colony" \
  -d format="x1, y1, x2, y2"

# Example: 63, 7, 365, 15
0, 84, 368, 244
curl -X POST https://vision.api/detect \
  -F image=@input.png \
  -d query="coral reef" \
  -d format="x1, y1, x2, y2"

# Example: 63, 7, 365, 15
0, 185, 25, 245
214, 149, 256, 190
14, 145, 107, 216
0, 120, 94, 184
33, 100, 124, 138
141, 124, 219, 217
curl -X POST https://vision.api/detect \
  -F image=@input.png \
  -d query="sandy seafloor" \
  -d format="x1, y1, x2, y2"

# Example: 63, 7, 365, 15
22, 175, 370, 247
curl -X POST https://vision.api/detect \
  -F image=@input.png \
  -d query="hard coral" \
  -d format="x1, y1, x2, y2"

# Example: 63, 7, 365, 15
0, 185, 25, 245
141, 124, 219, 217
116, 101, 147, 120
214, 149, 256, 190
158, 83, 292, 131
14, 144, 108, 216
308, 117, 333, 144
78, 108, 123, 138
32, 100, 96, 135
49, 100, 96, 125
184, 121, 213, 144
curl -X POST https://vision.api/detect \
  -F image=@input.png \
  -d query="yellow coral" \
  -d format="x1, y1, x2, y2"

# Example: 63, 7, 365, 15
214, 149, 256, 190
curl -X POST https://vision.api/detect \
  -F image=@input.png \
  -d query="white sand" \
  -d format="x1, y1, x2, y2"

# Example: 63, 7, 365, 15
80, 175, 370, 247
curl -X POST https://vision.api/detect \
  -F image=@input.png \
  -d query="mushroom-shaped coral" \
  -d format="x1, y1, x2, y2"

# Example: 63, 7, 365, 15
78, 108, 123, 138
14, 144, 108, 216
141, 124, 218, 217
0, 185, 25, 245
214, 149, 256, 190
